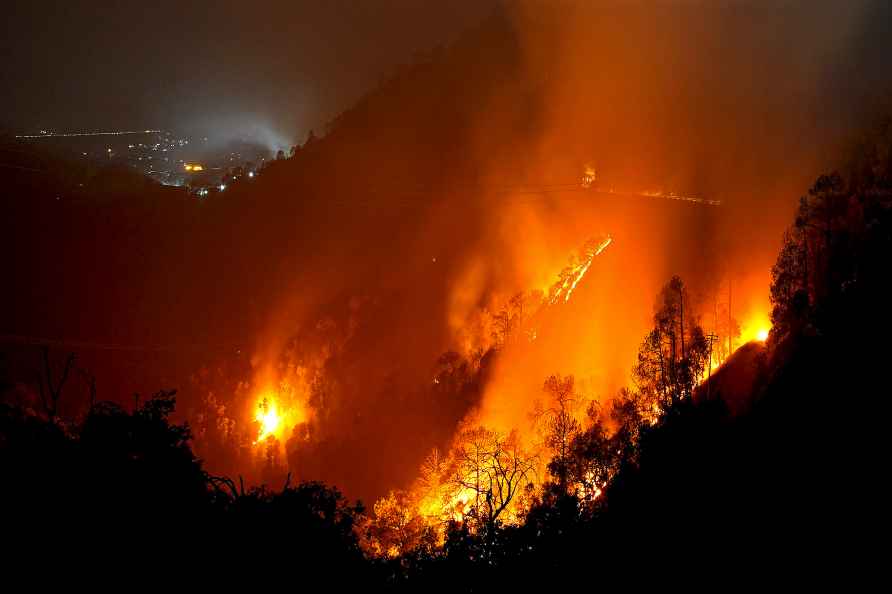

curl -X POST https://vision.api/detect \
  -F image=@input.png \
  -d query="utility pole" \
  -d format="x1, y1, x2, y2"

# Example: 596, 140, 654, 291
727, 277, 732, 357
705, 332, 719, 400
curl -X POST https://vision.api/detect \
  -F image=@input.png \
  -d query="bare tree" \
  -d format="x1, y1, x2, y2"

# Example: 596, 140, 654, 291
450, 427, 537, 533
37, 346, 75, 421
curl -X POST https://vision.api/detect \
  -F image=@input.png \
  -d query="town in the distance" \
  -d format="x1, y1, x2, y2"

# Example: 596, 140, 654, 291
13, 128, 294, 196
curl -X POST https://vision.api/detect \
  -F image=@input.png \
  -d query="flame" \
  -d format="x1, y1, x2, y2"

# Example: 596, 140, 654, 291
254, 397, 282, 442
361, 235, 779, 558
549, 235, 612, 305
564, 236, 612, 303
740, 310, 771, 345
251, 390, 306, 444
594, 235, 613, 256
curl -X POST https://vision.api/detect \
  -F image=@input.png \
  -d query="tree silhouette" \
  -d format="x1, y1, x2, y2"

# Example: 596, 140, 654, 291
450, 426, 536, 534
634, 276, 709, 411
536, 374, 581, 491
36, 346, 75, 421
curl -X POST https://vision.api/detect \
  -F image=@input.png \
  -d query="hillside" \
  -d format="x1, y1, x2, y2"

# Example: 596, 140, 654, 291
3, 2, 892, 506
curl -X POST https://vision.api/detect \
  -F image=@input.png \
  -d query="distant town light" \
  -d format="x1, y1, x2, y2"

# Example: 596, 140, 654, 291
248, 171, 255, 178
219, 184, 226, 191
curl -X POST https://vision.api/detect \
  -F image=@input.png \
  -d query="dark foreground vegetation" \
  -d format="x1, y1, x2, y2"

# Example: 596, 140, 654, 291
3, 121, 891, 587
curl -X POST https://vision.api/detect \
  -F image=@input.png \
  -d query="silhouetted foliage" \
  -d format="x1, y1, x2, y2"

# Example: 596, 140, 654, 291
634, 276, 709, 411
0, 388, 369, 582
537, 374, 581, 491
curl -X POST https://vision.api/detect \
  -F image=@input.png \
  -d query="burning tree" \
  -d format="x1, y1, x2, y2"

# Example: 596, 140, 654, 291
363, 490, 435, 558
449, 426, 537, 534
361, 427, 536, 557
562, 390, 647, 507
565, 411, 613, 504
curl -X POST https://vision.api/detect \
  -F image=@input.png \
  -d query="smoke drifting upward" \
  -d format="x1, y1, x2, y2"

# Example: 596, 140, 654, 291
200, 0, 892, 503
182, 115, 295, 156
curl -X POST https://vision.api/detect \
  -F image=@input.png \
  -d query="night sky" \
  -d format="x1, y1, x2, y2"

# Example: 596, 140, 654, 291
1, 1, 497, 140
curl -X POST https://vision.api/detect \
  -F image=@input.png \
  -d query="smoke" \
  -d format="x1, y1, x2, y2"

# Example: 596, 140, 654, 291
207, 0, 892, 503
206, 117, 294, 155
8, 1, 886, 505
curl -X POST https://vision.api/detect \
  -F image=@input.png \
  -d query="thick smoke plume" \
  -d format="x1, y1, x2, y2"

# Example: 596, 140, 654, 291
227, 1, 889, 502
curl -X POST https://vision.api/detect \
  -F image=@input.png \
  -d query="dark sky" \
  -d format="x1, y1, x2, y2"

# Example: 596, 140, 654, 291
1, 0, 497, 142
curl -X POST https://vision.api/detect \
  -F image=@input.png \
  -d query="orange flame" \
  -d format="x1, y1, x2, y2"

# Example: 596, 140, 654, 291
549, 235, 612, 305
740, 310, 771, 345
254, 397, 282, 442
251, 390, 306, 445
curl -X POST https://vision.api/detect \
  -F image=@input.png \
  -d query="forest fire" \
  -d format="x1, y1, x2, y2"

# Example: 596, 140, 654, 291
344, 226, 785, 553
251, 389, 307, 446
5, 0, 889, 582
174, 210, 775, 555
397, 260, 777, 545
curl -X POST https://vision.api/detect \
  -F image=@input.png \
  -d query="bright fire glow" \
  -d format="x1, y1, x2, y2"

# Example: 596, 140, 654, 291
549, 235, 612, 304
254, 398, 282, 442
252, 391, 307, 445
740, 310, 771, 345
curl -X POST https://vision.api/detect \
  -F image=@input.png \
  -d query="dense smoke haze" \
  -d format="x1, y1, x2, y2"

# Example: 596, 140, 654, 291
3, 0, 892, 508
